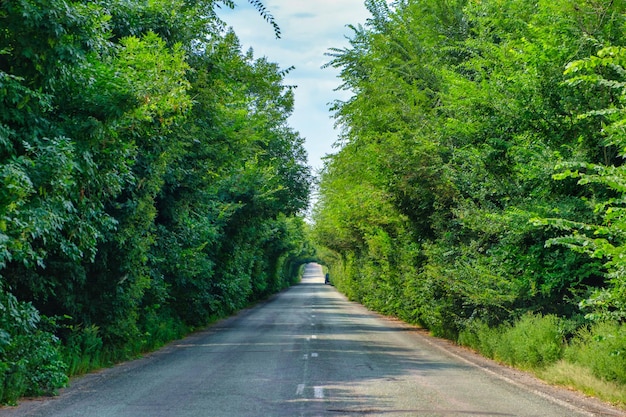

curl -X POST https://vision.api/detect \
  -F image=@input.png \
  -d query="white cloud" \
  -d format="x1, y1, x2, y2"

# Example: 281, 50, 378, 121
218, 0, 372, 172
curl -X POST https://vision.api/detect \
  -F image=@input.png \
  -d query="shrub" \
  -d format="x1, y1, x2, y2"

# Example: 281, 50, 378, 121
139, 311, 188, 352
62, 324, 104, 376
566, 321, 626, 384
10, 332, 68, 397
458, 319, 502, 359
458, 314, 565, 369
498, 314, 565, 368
0, 288, 68, 404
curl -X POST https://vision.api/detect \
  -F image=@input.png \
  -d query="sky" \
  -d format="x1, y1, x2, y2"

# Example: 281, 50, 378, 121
217, 1, 373, 174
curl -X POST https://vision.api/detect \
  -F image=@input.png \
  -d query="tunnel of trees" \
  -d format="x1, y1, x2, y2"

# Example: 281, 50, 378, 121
3, 0, 626, 407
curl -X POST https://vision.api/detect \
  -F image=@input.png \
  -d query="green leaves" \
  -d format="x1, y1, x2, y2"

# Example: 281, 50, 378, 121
535, 44, 626, 321
314, 0, 626, 337
0, 0, 311, 402
247, 0, 281, 38
0, 286, 68, 403
116, 33, 191, 126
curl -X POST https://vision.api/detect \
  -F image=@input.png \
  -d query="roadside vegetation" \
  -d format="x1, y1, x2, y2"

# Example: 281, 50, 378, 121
313, 0, 626, 407
0, 0, 312, 405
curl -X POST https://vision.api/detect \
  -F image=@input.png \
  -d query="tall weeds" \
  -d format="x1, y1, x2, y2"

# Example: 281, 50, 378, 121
458, 314, 626, 407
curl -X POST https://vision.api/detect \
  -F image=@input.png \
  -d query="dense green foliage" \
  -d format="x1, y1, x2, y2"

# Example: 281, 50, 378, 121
0, 0, 311, 403
313, 0, 626, 390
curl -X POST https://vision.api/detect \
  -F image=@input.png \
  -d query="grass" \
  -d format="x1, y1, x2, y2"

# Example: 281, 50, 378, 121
538, 360, 626, 408
457, 315, 626, 412
458, 313, 565, 369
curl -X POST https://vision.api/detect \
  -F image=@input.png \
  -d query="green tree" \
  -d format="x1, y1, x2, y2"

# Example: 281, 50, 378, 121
537, 45, 626, 321
314, 0, 626, 337
0, 0, 311, 401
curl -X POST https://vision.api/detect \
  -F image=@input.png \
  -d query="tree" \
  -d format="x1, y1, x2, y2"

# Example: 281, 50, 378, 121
314, 0, 626, 337
0, 0, 311, 402
536, 45, 626, 321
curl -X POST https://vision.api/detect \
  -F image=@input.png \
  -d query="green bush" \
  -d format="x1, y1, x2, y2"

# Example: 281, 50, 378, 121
499, 314, 565, 368
2, 361, 27, 406
12, 332, 68, 397
458, 319, 502, 359
459, 314, 565, 369
139, 311, 188, 352
566, 321, 626, 384
0, 288, 68, 404
62, 324, 104, 376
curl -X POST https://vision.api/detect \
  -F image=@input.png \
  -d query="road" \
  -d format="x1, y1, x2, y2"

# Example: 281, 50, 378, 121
2, 263, 624, 417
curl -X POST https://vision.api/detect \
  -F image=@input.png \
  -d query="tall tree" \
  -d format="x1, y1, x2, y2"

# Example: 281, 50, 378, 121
0, 0, 311, 402
314, 0, 626, 337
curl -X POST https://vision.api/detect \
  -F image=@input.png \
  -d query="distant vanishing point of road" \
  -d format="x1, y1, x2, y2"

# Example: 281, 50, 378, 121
2, 263, 624, 417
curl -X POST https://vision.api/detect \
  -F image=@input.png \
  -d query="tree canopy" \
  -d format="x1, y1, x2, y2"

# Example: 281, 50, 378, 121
313, 2, 626, 396
314, 0, 626, 337
0, 0, 311, 403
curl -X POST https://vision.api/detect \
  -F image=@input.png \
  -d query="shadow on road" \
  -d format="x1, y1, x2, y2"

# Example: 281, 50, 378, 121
2, 263, 611, 417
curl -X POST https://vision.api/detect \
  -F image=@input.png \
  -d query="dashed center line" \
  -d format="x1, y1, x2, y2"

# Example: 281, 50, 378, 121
300, 310, 324, 402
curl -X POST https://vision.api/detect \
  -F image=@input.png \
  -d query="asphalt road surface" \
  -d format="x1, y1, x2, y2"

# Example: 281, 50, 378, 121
2, 263, 624, 417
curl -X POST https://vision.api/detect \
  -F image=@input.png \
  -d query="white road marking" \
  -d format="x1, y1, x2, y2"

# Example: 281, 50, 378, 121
303, 354, 308, 360
314, 386, 324, 399
296, 384, 305, 396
